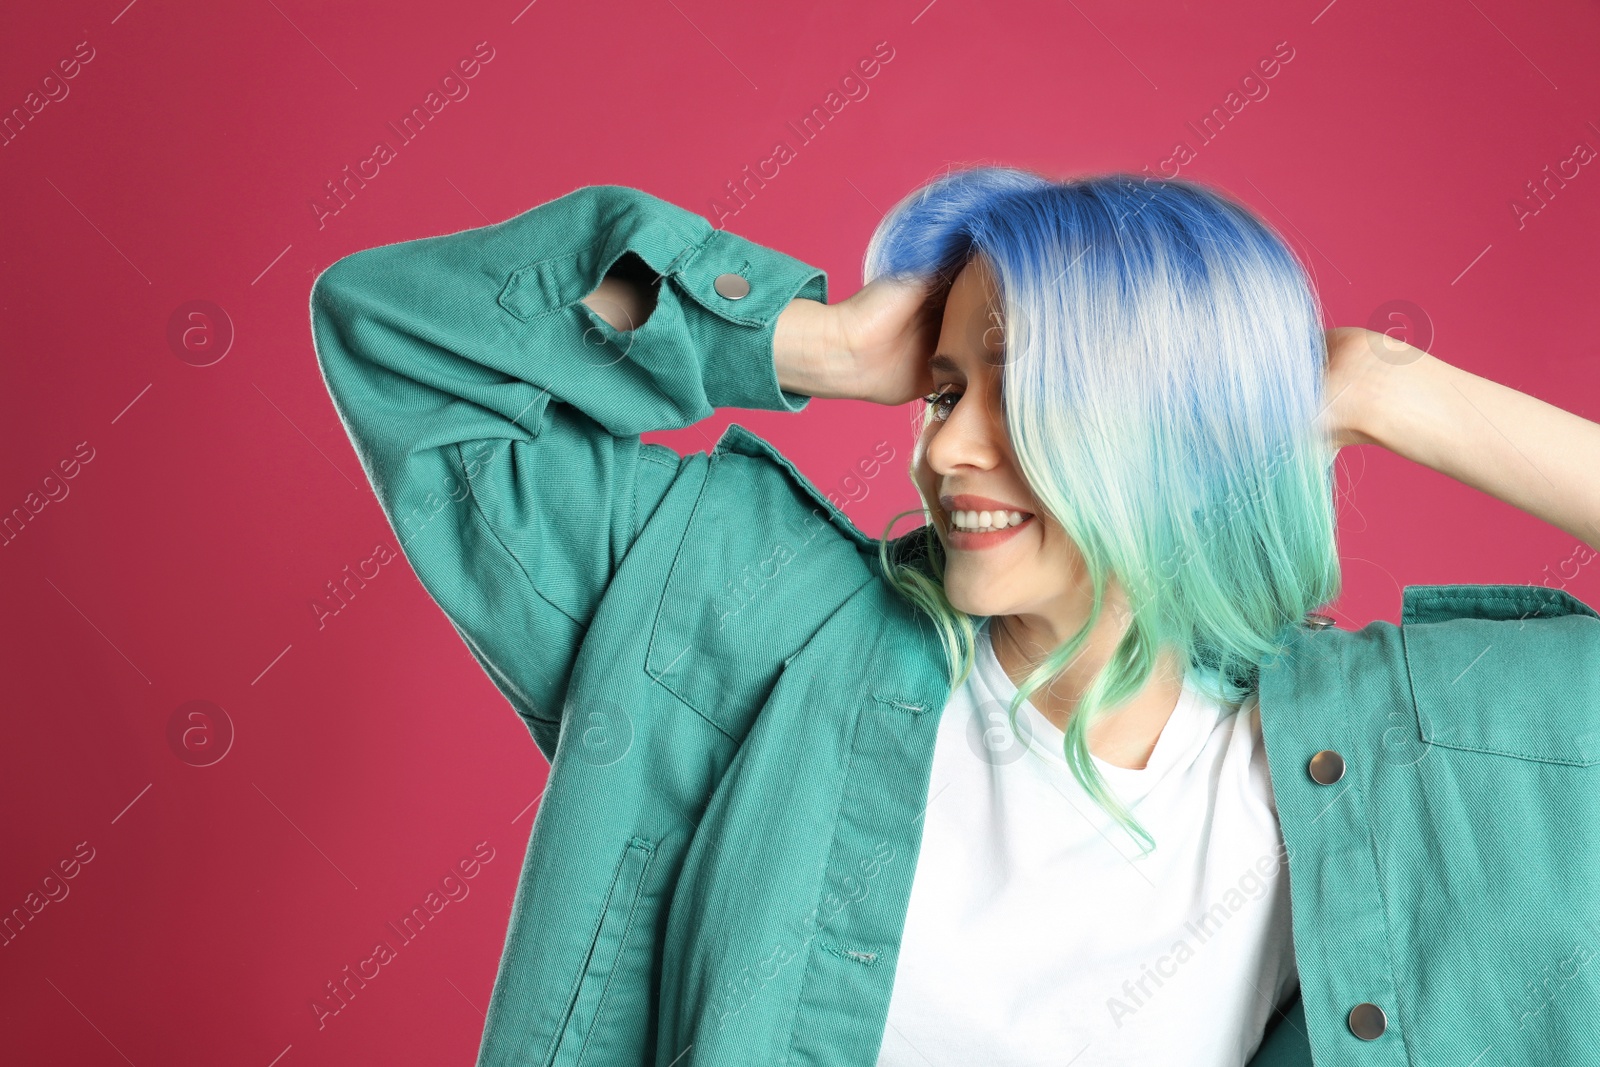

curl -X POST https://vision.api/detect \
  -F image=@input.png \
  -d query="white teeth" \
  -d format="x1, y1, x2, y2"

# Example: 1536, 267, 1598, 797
950, 509, 1029, 532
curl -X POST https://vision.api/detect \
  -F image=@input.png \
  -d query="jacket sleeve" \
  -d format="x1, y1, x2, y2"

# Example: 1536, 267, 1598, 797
308, 185, 828, 756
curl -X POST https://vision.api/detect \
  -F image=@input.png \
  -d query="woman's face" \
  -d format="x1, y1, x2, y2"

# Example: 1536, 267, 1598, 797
912, 255, 1088, 620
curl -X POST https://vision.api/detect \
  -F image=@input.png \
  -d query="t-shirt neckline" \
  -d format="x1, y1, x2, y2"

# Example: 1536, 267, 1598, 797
975, 620, 1212, 784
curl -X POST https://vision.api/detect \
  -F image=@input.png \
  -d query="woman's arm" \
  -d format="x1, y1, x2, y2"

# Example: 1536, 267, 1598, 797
1324, 326, 1600, 553
589, 273, 939, 405
311, 185, 828, 757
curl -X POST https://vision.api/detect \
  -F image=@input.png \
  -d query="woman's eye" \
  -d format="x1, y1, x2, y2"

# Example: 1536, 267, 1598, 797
922, 387, 961, 423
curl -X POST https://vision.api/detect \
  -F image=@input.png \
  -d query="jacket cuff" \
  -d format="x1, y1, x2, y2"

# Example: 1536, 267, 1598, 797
671, 227, 829, 414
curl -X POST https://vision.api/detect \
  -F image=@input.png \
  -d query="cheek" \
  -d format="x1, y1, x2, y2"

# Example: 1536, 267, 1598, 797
912, 430, 937, 492
1030, 524, 1086, 594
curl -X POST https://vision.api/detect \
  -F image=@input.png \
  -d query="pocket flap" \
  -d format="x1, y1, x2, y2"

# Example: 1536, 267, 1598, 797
1403, 613, 1600, 765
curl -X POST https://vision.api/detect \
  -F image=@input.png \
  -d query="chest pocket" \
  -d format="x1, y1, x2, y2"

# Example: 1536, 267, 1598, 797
645, 426, 874, 743
1403, 613, 1600, 766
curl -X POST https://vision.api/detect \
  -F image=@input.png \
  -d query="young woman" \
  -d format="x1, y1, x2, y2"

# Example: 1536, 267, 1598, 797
310, 168, 1600, 1067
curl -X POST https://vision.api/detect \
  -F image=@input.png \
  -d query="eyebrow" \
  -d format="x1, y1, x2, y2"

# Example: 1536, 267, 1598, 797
929, 353, 963, 375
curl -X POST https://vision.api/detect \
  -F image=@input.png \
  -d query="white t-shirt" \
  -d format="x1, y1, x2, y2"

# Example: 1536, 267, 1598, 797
877, 621, 1298, 1067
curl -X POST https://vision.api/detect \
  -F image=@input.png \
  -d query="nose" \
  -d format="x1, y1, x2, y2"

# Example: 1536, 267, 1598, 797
923, 386, 1006, 477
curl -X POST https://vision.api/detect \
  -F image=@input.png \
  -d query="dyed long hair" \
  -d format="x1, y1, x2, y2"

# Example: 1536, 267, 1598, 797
869, 165, 1341, 854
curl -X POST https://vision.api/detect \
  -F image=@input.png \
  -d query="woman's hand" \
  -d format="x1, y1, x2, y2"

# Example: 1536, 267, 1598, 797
832, 279, 943, 405
775, 278, 941, 404
1319, 325, 1425, 450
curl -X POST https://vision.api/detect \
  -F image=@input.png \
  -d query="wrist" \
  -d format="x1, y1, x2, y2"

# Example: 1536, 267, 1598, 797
774, 298, 857, 400
1324, 329, 1430, 451
1342, 347, 1395, 450
1355, 348, 1450, 456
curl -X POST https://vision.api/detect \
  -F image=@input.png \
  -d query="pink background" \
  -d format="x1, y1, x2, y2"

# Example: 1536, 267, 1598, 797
3, 0, 1598, 1063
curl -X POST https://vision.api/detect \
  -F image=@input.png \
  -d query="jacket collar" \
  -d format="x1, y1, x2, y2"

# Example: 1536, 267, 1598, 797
714, 422, 880, 553
1400, 581, 1600, 625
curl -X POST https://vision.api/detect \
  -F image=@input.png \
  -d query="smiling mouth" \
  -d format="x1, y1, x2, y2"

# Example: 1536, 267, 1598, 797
941, 511, 1035, 551
947, 507, 1032, 533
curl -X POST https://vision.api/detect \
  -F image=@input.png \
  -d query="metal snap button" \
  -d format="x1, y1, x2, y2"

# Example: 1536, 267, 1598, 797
713, 273, 751, 300
1308, 749, 1345, 785
1348, 1002, 1387, 1040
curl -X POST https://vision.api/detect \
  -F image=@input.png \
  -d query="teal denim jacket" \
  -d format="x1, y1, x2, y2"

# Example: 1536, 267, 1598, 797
309, 185, 1600, 1067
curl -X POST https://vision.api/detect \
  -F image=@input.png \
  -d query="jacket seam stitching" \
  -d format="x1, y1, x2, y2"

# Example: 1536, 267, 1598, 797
572, 838, 656, 1067
636, 448, 680, 542
540, 839, 635, 1067
1405, 584, 1599, 624
638, 448, 679, 467
1415, 736, 1599, 766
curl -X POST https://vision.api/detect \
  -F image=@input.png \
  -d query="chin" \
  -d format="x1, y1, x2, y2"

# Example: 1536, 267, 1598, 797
942, 580, 1014, 620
